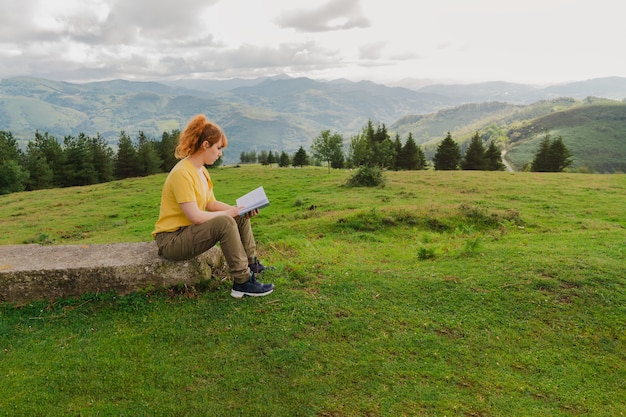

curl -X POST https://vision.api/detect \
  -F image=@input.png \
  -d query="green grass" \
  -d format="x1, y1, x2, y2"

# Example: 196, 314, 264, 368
1, 166, 625, 416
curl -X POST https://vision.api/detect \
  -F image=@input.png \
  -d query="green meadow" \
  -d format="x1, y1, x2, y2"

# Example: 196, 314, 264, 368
1, 166, 625, 416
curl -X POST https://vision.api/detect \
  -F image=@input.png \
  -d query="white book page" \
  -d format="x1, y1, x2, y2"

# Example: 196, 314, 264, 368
236, 186, 269, 215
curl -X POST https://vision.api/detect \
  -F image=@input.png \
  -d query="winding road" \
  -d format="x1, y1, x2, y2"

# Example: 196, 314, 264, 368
501, 150, 514, 172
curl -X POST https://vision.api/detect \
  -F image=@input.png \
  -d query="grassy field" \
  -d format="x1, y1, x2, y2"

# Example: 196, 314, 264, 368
1, 166, 625, 416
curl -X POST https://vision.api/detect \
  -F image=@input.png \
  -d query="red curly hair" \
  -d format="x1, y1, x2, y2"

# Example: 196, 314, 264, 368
175, 114, 228, 159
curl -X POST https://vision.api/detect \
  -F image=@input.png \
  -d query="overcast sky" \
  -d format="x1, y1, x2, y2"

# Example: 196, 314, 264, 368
1, 0, 624, 86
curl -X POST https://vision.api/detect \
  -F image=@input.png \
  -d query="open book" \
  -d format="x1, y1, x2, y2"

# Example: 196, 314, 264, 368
236, 186, 270, 216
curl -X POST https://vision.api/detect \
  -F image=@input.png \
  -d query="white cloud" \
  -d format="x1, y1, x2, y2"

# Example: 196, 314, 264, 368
275, 0, 370, 32
0, 0, 624, 84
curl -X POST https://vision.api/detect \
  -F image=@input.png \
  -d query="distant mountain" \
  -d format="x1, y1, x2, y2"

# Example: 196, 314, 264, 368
1, 75, 625, 165
414, 77, 626, 104
542, 77, 626, 101
162, 74, 293, 94
416, 81, 545, 104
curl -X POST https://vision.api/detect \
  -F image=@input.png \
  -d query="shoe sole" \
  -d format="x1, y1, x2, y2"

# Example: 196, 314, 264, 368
230, 288, 274, 298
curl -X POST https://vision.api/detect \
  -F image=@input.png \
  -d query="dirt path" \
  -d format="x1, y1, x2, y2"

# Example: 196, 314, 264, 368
501, 150, 514, 172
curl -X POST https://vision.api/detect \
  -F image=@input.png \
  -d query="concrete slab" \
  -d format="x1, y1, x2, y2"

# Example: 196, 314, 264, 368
0, 241, 224, 303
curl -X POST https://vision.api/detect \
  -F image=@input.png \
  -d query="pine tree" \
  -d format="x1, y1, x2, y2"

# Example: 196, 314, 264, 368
115, 131, 139, 179
159, 129, 179, 172
433, 132, 461, 170
416, 145, 427, 170
25, 141, 54, 190
485, 141, 505, 171
31, 131, 66, 187
398, 133, 422, 170
0, 131, 23, 162
292, 146, 308, 167
62, 133, 98, 186
461, 132, 487, 170
531, 135, 573, 172
391, 134, 402, 170
136, 131, 163, 176
372, 124, 395, 169
531, 136, 552, 172
0, 131, 27, 194
548, 136, 573, 172
90, 133, 115, 182
267, 151, 276, 165
258, 150, 269, 165
278, 151, 291, 167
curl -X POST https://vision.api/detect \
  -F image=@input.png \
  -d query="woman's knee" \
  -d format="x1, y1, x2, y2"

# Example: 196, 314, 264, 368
199, 214, 238, 239
213, 214, 237, 229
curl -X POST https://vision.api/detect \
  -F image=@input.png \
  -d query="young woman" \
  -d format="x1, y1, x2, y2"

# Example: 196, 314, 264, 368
152, 114, 274, 298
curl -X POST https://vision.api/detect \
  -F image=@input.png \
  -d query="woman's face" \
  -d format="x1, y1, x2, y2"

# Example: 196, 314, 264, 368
202, 139, 223, 165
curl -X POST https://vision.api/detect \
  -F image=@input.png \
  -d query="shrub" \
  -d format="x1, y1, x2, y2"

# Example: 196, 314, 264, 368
346, 166, 385, 187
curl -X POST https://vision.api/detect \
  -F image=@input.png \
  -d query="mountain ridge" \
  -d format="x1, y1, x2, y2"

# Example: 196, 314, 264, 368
1, 75, 625, 167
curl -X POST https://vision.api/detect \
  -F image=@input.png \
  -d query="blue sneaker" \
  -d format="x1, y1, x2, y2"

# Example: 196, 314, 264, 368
231, 273, 274, 298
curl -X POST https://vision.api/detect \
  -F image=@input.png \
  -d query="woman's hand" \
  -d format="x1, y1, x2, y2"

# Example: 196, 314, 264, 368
243, 208, 259, 218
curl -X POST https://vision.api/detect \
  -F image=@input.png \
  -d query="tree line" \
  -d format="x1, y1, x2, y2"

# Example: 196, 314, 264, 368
308, 121, 571, 174
307, 121, 506, 172
0, 130, 180, 195
0, 122, 572, 195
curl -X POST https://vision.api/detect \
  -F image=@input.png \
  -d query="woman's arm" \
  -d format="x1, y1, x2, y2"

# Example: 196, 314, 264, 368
207, 200, 258, 218
180, 201, 240, 224
206, 200, 235, 212
180, 200, 258, 224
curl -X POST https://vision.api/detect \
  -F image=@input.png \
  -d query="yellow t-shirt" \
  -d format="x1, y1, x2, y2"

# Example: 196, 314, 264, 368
152, 159, 216, 237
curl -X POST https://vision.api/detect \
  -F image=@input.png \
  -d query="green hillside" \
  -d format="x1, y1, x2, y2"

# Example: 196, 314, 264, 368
1, 167, 625, 415
0, 96, 88, 132
390, 98, 626, 173
505, 102, 626, 172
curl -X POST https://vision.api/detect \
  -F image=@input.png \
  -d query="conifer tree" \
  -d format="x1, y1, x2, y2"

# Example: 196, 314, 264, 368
398, 133, 424, 170
0, 131, 27, 194
89, 133, 115, 183
25, 141, 54, 190
62, 133, 98, 186
292, 146, 308, 167
115, 131, 139, 179
136, 131, 163, 176
461, 132, 487, 170
392, 134, 402, 170
531, 136, 552, 172
278, 151, 291, 167
267, 150, 276, 165
416, 144, 427, 170
433, 132, 461, 170
159, 129, 179, 172
31, 131, 66, 186
371, 123, 395, 169
258, 150, 269, 165
531, 134, 573, 172
0, 131, 23, 162
548, 136, 573, 172
485, 141, 505, 171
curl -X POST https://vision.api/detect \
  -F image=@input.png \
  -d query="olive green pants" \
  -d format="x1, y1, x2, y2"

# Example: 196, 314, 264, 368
155, 214, 256, 284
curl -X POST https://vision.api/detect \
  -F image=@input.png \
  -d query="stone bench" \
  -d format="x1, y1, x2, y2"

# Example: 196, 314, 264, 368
0, 241, 224, 304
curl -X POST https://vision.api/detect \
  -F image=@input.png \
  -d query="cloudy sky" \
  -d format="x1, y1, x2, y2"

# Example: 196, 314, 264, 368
1, 0, 624, 86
